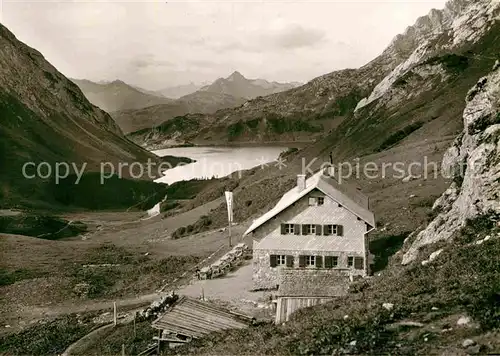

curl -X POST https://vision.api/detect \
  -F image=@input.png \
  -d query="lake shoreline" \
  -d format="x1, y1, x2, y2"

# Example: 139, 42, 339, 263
145, 140, 312, 151
152, 145, 288, 185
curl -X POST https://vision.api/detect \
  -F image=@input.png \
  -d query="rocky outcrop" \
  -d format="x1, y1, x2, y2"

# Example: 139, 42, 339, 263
0, 23, 161, 206
356, 0, 500, 111
402, 65, 500, 264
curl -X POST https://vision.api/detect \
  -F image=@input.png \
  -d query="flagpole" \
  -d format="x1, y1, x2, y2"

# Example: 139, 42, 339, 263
225, 191, 233, 247
229, 219, 232, 247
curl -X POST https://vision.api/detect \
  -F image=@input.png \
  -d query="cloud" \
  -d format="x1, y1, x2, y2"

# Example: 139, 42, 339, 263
2, 0, 448, 88
205, 23, 327, 54
264, 23, 326, 50
129, 55, 175, 70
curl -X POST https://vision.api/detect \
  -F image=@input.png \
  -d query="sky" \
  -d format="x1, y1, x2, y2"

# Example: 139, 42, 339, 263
1, 0, 447, 90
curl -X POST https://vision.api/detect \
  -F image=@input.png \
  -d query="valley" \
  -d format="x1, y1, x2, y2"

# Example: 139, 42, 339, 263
1, 0, 499, 355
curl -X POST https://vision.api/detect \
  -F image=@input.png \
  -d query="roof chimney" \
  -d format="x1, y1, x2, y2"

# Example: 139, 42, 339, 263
297, 174, 306, 192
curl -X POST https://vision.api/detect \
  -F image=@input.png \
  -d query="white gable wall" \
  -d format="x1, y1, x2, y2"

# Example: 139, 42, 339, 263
252, 189, 368, 290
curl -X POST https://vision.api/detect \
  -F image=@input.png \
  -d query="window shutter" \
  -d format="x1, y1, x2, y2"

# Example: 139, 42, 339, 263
280, 224, 286, 234
298, 255, 306, 268
348, 256, 354, 267
322, 225, 328, 236
324, 256, 333, 268
294, 224, 301, 235
286, 255, 294, 267
315, 255, 323, 268
301, 224, 307, 235
354, 257, 364, 270
270, 255, 277, 267
315, 224, 322, 235
337, 225, 344, 236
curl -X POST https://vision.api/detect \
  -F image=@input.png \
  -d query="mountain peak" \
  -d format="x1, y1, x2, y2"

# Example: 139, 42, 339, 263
109, 79, 127, 86
227, 71, 246, 81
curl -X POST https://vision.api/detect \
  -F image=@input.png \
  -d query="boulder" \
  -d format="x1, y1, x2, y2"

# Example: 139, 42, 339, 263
462, 339, 476, 348
457, 315, 472, 326
382, 302, 394, 311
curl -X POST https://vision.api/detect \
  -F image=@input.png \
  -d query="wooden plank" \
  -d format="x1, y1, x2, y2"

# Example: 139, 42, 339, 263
152, 296, 248, 338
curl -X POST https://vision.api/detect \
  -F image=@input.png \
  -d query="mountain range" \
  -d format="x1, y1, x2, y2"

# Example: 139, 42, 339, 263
129, 0, 500, 153
70, 78, 175, 112
198, 71, 302, 99
155, 82, 208, 99
72, 73, 301, 134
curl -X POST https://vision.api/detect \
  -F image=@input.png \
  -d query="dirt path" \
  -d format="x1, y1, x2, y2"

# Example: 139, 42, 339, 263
61, 260, 269, 356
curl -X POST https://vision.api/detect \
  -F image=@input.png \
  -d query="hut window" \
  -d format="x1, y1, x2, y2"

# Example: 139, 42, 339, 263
305, 255, 316, 267
323, 224, 343, 236
347, 256, 354, 267
302, 224, 316, 235
281, 223, 295, 234
271, 255, 291, 267
354, 257, 364, 270
276, 255, 286, 266
324, 256, 339, 268
317, 197, 325, 205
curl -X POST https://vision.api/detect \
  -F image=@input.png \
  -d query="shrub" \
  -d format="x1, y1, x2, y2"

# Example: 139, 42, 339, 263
0, 315, 96, 355
457, 212, 499, 244
369, 232, 409, 272
245, 118, 261, 129
319, 90, 365, 118
0, 214, 87, 240
279, 147, 299, 159
160, 200, 179, 213
0, 268, 46, 286
424, 53, 469, 73
227, 120, 245, 138
267, 117, 321, 134
376, 121, 424, 152
393, 71, 423, 87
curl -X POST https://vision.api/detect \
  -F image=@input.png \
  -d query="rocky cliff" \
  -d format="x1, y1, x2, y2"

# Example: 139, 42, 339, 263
402, 65, 500, 264
0, 24, 163, 208
356, 0, 500, 111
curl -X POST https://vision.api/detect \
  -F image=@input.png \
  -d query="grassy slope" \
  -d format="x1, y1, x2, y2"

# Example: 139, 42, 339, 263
0, 240, 201, 299
0, 24, 192, 211
164, 24, 500, 355
175, 22, 500, 239
0, 314, 100, 356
